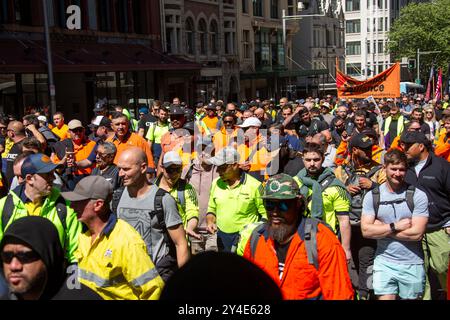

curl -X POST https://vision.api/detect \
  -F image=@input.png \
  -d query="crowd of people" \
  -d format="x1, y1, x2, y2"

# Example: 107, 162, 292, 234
0, 92, 449, 300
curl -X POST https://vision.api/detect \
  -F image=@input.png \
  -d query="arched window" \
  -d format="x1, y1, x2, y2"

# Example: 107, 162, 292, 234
185, 18, 195, 55
198, 19, 207, 55
210, 20, 219, 55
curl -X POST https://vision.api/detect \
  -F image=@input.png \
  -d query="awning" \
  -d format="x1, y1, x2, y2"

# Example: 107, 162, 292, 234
240, 68, 329, 80
0, 39, 201, 73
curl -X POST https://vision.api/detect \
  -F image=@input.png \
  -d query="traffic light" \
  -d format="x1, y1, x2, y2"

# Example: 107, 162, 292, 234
408, 59, 416, 70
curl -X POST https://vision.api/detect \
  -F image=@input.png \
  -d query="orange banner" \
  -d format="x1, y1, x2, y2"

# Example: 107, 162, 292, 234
337, 63, 400, 99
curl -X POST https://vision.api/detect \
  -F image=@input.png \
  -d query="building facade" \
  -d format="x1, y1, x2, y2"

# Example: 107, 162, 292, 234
291, 0, 346, 97
343, 0, 428, 80
236, 0, 299, 101
0, 0, 200, 122
160, 0, 240, 103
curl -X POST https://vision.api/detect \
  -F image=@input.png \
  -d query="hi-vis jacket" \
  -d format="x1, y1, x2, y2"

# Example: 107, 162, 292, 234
76, 214, 164, 300
243, 218, 354, 300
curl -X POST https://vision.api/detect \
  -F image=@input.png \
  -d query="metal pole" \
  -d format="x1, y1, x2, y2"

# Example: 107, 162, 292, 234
42, 0, 56, 116
416, 48, 420, 83
282, 9, 287, 69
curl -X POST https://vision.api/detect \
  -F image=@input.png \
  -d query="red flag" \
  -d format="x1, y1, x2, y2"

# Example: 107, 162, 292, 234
435, 68, 442, 101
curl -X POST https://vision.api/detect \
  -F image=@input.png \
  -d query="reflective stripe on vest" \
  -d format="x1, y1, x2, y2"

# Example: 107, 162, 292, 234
130, 268, 160, 287
383, 115, 405, 136
79, 268, 126, 288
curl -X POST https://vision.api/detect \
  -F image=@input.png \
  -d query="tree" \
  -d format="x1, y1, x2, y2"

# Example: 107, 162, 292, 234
388, 0, 450, 83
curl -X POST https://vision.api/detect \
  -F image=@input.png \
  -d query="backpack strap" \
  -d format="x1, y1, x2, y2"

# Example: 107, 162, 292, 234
153, 188, 168, 229
55, 196, 68, 230
365, 165, 382, 178
248, 223, 266, 259
342, 165, 354, 185
405, 184, 415, 213
1, 194, 14, 231
111, 186, 125, 214
304, 218, 319, 270
319, 176, 335, 192
177, 180, 186, 209
372, 185, 381, 220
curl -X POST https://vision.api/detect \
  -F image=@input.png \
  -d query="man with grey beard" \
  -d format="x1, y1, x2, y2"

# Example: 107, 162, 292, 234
243, 174, 354, 300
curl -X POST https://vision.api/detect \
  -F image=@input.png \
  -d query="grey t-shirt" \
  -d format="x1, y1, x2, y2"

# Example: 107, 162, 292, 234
362, 182, 429, 264
116, 185, 182, 265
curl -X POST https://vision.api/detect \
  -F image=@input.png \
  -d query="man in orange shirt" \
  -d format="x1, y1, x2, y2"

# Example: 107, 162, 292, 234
435, 113, 450, 162
212, 113, 238, 152
107, 112, 155, 172
51, 112, 69, 140
51, 119, 96, 190
200, 103, 222, 137
243, 174, 354, 300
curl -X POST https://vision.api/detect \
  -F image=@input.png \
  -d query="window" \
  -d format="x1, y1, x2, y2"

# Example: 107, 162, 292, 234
346, 19, 360, 33
378, 64, 383, 74
377, 17, 383, 31
270, 0, 279, 19
287, 0, 295, 15
242, 0, 248, 13
377, 40, 384, 53
253, 0, 263, 17
15, 0, 32, 25
210, 20, 219, 55
0, 0, 8, 23
243, 30, 250, 59
116, 0, 128, 33
346, 63, 361, 76
185, 18, 195, 55
345, 0, 360, 11
97, 0, 112, 32
346, 41, 361, 55
367, 40, 371, 54
166, 27, 174, 53
133, 0, 143, 34
198, 19, 207, 55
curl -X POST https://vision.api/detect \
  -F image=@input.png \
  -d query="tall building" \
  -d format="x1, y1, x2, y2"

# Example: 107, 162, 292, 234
290, 0, 346, 97
343, 0, 428, 80
0, 0, 200, 121
236, 0, 299, 101
160, 0, 240, 103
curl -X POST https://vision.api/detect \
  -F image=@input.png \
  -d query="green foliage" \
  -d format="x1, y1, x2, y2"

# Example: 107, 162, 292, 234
388, 0, 450, 81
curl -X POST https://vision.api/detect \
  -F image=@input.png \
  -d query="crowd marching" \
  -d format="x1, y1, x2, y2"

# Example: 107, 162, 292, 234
0, 93, 449, 300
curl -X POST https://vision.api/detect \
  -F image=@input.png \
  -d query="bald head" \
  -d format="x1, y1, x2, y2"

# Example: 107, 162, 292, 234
7, 121, 25, 141
118, 147, 147, 166
117, 147, 148, 187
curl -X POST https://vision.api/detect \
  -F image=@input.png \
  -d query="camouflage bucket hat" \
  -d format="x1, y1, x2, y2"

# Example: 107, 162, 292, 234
262, 174, 300, 200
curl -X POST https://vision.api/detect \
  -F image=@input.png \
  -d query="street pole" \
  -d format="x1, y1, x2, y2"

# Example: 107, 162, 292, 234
416, 48, 420, 83
42, 0, 56, 116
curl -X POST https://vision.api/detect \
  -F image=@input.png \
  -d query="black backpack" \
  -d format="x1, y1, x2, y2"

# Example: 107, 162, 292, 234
371, 184, 416, 219
343, 164, 382, 225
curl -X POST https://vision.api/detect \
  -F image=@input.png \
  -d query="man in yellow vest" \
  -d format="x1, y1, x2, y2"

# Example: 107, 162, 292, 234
381, 103, 406, 149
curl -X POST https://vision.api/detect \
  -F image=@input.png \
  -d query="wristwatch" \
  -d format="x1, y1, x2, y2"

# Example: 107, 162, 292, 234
390, 222, 397, 233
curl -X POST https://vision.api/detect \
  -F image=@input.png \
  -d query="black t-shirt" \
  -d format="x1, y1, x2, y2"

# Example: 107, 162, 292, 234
388, 119, 399, 145
91, 164, 122, 190
138, 114, 157, 137
6, 142, 23, 187
297, 119, 329, 138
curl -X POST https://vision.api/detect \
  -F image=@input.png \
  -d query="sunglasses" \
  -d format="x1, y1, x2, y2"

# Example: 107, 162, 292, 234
264, 200, 291, 213
1, 251, 40, 264
165, 166, 182, 174
71, 128, 83, 133
223, 120, 234, 124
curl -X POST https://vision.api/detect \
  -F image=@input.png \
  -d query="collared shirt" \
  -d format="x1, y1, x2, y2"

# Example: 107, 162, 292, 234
76, 213, 164, 300
207, 172, 266, 233
107, 131, 155, 168
17, 187, 43, 216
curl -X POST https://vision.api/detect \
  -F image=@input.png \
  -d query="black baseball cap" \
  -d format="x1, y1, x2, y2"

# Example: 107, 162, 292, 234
349, 133, 373, 150
206, 103, 216, 110
169, 105, 185, 116
400, 131, 428, 145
